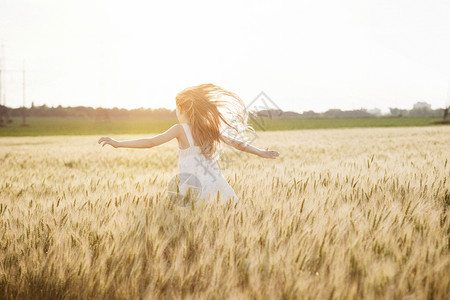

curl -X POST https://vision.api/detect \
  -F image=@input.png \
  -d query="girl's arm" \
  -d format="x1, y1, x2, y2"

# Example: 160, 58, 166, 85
98, 124, 181, 149
220, 135, 280, 159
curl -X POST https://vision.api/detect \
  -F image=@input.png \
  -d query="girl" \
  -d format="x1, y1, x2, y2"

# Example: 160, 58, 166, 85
98, 83, 280, 205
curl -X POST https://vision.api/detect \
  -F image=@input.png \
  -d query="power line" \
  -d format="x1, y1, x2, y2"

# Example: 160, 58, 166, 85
0, 43, 27, 108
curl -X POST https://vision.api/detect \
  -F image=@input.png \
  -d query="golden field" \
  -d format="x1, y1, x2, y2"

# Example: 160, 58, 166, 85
0, 126, 449, 299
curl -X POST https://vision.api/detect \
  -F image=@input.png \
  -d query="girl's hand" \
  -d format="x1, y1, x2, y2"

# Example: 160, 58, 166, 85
98, 136, 119, 148
259, 148, 280, 159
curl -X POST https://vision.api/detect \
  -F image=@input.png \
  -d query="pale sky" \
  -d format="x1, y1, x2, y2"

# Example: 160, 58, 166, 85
1, 0, 449, 114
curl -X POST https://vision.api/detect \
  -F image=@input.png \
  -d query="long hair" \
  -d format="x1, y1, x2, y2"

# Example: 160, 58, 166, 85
176, 83, 253, 160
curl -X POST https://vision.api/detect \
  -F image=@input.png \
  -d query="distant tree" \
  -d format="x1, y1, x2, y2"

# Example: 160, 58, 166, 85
54, 105, 68, 117
409, 107, 429, 117
301, 110, 320, 118
444, 105, 449, 121
323, 109, 342, 118
0, 105, 6, 126
34, 104, 51, 117
323, 109, 371, 118
389, 107, 408, 117
95, 107, 110, 120
0, 105, 11, 126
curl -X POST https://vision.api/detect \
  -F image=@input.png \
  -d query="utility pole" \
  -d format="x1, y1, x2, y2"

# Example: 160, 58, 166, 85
0, 43, 29, 125
21, 60, 27, 126
0, 42, 4, 106
0, 42, 5, 127
447, 79, 450, 107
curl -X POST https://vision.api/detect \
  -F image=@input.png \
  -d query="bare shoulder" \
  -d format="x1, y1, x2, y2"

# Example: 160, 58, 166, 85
168, 123, 183, 133
168, 123, 184, 138
171, 123, 183, 131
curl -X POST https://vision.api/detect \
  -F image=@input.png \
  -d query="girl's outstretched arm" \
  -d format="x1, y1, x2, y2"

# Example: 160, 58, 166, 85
220, 135, 280, 159
98, 124, 181, 149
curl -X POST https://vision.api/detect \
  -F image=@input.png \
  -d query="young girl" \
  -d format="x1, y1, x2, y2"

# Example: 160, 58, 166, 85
98, 83, 280, 205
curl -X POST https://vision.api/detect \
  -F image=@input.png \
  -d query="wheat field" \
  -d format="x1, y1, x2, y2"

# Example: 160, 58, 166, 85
0, 126, 449, 299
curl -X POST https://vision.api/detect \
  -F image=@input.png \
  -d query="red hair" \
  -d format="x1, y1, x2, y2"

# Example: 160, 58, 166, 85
176, 83, 251, 160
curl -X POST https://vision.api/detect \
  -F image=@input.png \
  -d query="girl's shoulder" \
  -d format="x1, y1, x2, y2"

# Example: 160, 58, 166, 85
164, 123, 185, 139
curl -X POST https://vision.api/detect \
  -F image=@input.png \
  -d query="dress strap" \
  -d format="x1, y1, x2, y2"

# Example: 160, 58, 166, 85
181, 123, 195, 146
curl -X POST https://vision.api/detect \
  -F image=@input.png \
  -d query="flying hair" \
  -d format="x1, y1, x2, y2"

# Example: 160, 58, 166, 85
176, 83, 254, 160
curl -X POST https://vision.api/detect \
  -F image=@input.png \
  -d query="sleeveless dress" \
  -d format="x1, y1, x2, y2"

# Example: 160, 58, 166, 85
177, 123, 238, 205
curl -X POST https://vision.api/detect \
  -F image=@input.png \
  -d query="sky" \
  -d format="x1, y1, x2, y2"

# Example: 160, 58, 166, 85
0, 0, 449, 114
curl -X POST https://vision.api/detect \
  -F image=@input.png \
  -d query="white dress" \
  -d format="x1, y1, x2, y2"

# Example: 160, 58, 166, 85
177, 123, 238, 205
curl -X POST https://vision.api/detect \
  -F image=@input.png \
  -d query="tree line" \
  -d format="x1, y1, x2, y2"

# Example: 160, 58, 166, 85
253, 107, 446, 119
0, 104, 176, 126
0, 103, 448, 127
